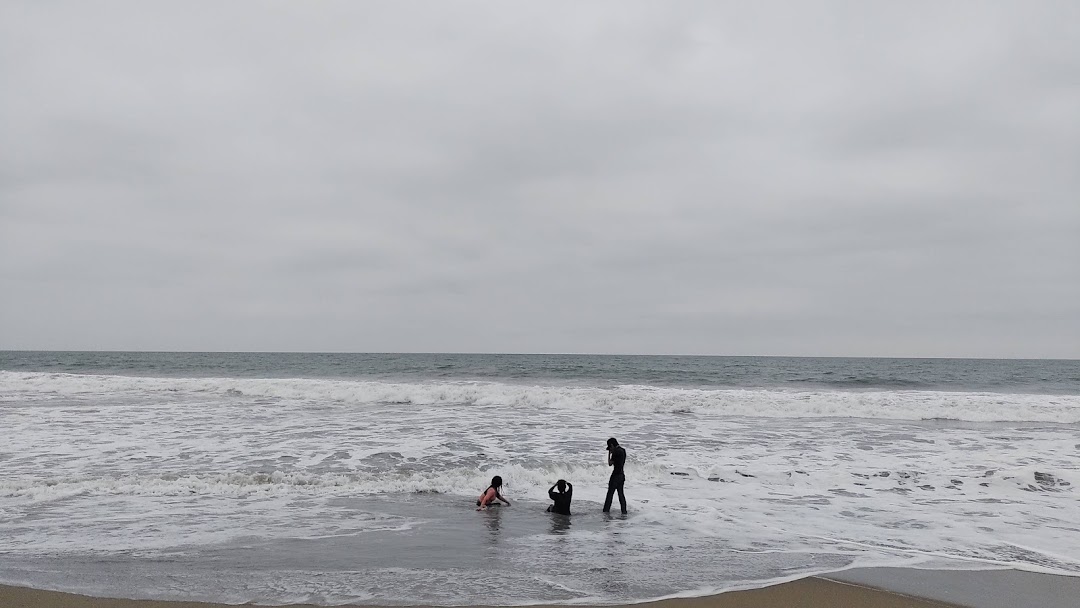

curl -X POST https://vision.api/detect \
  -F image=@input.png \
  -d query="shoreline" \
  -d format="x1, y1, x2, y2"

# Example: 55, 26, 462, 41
5, 567, 1080, 608
0, 575, 962, 608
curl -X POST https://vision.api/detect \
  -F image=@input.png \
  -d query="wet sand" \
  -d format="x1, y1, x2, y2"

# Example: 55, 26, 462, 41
6, 567, 1080, 608
826, 567, 1080, 608
0, 576, 958, 608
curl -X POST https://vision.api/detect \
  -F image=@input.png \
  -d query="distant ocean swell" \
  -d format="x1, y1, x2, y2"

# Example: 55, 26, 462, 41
3, 371, 1078, 423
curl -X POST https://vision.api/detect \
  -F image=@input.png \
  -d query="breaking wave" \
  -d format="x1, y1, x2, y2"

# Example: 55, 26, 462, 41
3, 371, 1079, 423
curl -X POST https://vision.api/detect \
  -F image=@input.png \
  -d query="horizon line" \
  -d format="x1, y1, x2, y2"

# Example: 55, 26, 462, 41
1, 349, 1077, 362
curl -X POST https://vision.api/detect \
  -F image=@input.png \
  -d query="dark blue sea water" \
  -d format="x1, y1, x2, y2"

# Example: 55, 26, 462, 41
2, 351, 1077, 394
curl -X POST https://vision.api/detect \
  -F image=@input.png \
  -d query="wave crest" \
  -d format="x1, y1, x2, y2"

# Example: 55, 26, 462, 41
2, 371, 1079, 423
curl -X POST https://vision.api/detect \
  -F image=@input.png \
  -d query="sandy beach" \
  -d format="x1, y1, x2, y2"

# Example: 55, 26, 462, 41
6, 567, 1080, 608
0, 576, 959, 608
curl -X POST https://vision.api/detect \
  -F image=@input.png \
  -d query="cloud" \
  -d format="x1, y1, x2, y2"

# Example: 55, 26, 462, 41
2, 1, 1078, 356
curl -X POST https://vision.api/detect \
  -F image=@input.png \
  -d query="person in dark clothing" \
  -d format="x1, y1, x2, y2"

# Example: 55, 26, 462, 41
546, 479, 572, 515
603, 437, 627, 514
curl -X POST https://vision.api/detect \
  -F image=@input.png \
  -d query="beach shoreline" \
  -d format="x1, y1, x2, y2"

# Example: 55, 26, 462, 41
0, 576, 959, 608
5, 567, 1080, 608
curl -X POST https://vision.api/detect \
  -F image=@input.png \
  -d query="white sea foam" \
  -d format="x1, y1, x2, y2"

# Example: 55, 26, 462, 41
1, 370, 1079, 603
2, 371, 1078, 422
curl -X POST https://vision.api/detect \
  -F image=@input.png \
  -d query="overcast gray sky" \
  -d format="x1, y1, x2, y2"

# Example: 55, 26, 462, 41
2, 1, 1078, 357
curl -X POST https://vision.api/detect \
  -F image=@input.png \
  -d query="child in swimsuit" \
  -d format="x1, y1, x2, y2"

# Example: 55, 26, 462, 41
476, 475, 511, 510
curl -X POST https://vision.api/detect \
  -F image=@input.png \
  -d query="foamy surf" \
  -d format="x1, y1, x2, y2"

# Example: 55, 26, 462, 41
1, 355, 1078, 604
3, 371, 1078, 422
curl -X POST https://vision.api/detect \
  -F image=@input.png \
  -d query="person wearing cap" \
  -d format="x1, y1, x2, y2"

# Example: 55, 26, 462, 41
603, 437, 627, 514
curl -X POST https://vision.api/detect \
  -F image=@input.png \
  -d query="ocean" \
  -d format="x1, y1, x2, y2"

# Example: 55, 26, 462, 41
1, 352, 1078, 605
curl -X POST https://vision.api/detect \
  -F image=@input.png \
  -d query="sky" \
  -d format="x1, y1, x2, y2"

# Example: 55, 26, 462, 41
1, 1, 1078, 358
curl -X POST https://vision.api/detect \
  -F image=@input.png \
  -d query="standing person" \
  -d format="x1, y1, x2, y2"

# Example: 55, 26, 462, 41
546, 479, 573, 515
603, 437, 627, 514
476, 475, 511, 510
